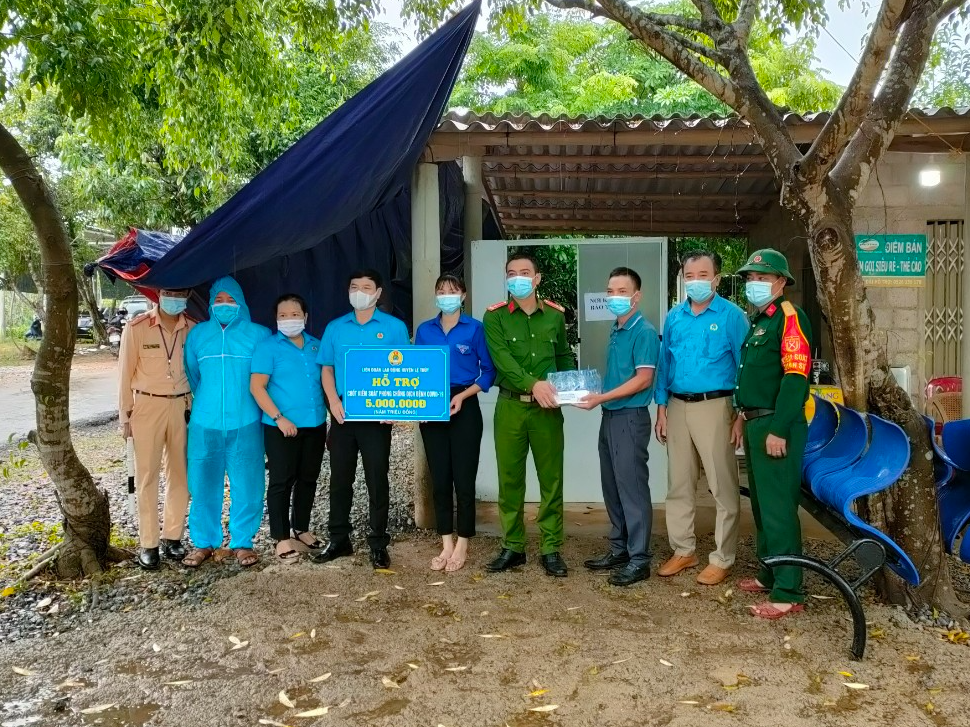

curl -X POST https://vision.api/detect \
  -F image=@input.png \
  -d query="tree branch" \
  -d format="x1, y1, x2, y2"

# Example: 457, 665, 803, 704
831, 1, 945, 194
544, 0, 610, 20
734, 0, 758, 47
802, 0, 909, 183
689, 0, 723, 26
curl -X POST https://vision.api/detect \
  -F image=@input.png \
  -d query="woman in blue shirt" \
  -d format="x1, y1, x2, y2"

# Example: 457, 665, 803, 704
415, 274, 495, 572
250, 294, 327, 564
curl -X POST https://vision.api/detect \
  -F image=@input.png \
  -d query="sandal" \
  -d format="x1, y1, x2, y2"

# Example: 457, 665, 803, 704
738, 577, 770, 593
749, 602, 805, 620
445, 554, 466, 573
275, 540, 301, 564
293, 531, 324, 552
431, 555, 449, 571
212, 547, 234, 564
234, 548, 259, 568
182, 547, 214, 568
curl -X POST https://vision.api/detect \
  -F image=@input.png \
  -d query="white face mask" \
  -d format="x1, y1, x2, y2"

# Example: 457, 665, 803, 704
349, 290, 378, 311
278, 319, 305, 337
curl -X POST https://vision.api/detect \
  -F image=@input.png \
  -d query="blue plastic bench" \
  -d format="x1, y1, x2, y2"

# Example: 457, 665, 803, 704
747, 398, 916, 659
942, 420, 970, 471
938, 468, 970, 555
924, 415, 956, 487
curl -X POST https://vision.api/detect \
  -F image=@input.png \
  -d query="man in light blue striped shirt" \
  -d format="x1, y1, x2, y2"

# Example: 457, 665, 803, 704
654, 250, 749, 586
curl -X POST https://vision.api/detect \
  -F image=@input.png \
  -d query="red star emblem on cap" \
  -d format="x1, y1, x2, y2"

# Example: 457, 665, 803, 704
754, 255, 762, 262
377, 332, 384, 339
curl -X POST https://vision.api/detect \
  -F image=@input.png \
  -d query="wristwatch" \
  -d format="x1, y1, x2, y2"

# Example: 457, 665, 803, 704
272, 413, 282, 422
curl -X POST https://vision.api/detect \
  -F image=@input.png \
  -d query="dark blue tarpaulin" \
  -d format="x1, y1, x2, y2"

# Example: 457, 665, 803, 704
95, 1, 481, 334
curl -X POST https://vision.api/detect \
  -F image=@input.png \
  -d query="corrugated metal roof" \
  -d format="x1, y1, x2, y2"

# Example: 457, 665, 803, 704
427, 108, 970, 237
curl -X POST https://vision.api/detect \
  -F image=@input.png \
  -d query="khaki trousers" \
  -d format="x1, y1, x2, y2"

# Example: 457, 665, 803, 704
664, 396, 740, 568
130, 394, 190, 548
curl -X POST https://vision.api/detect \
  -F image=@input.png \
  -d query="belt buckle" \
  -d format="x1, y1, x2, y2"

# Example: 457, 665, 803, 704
519, 394, 532, 403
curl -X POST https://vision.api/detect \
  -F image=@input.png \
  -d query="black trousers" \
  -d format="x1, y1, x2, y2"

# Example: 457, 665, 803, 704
263, 423, 327, 540
419, 392, 482, 538
327, 418, 393, 550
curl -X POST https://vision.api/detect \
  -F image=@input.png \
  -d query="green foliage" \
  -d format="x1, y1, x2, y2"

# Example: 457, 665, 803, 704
1, 435, 30, 480
511, 244, 579, 346
914, 16, 970, 108
673, 237, 748, 307
453, 9, 843, 117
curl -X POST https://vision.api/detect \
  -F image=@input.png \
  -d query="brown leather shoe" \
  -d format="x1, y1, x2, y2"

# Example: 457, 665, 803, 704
696, 564, 730, 586
657, 554, 699, 577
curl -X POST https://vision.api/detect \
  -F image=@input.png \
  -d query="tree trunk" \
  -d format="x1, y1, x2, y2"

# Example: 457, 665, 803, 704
0, 121, 117, 578
796, 186, 965, 616
77, 270, 109, 346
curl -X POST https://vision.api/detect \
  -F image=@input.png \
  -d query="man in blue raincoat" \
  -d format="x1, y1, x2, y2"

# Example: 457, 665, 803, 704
181, 276, 272, 568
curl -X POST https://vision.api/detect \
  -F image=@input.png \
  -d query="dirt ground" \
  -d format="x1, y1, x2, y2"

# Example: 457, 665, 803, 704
2, 533, 970, 727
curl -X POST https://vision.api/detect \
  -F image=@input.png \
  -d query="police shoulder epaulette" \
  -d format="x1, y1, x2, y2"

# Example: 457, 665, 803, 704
129, 312, 152, 325
780, 300, 797, 317
486, 301, 507, 312
544, 299, 565, 312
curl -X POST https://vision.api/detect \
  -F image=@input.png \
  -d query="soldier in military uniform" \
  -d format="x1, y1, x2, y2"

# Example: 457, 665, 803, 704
483, 252, 576, 576
732, 249, 812, 619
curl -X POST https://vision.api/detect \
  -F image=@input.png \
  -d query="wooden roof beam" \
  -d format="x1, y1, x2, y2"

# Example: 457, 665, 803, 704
484, 169, 776, 180
481, 153, 769, 166
504, 220, 749, 235
492, 190, 772, 202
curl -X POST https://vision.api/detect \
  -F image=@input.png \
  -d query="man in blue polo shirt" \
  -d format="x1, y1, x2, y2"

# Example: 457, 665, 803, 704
578, 266, 660, 586
654, 250, 749, 586
313, 269, 409, 569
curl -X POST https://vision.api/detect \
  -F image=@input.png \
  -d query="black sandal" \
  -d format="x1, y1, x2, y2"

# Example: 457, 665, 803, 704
292, 531, 324, 551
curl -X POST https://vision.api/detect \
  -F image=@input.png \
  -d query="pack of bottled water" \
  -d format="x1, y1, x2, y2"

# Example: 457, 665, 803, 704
548, 369, 603, 406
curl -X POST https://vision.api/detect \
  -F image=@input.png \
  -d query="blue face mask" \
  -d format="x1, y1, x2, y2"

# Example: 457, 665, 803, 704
212, 302, 239, 325
159, 295, 187, 316
606, 296, 633, 317
435, 294, 462, 315
685, 280, 715, 303
745, 281, 775, 307
507, 276, 534, 299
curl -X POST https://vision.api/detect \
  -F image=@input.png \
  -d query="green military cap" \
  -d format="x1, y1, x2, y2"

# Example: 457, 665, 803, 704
737, 248, 796, 286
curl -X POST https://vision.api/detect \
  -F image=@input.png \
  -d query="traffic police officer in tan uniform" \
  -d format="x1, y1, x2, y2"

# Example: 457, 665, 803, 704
118, 289, 194, 570
483, 252, 576, 576
732, 249, 812, 619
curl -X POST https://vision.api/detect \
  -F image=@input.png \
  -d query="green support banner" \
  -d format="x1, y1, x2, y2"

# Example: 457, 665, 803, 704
855, 234, 926, 287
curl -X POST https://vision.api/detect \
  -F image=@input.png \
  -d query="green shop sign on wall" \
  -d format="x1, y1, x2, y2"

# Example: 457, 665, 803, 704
855, 234, 926, 287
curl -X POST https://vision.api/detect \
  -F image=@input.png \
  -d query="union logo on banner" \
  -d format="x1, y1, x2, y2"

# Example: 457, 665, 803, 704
388, 350, 403, 365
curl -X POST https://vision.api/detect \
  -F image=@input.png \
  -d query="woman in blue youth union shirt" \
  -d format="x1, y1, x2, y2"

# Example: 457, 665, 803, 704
415, 274, 496, 572
250, 294, 327, 564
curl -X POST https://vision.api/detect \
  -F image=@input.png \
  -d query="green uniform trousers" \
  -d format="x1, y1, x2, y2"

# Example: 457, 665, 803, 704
743, 416, 807, 604
494, 396, 565, 555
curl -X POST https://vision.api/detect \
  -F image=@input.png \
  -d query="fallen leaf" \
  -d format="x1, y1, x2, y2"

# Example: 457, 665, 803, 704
290, 632, 305, 639
229, 635, 243, 645
528, 705, 559, 712
928, 687, 944, 695
869, 628, 886, 639
678, 701, 700, 705
479, 634, 507, 639
497, 593, 512, 600
309, 673, 332, 683
444, 666, 468, 672
407, 664, 420, 670
810, 594, 835, 600
587, 665, 600, 676
57, 679, 85, 689
428, 581, 445, 586
338, 698, 351, 708
565, 606, 581, 611
295, 707, 331, 717
842, 683, 870, 690
231, 640, 250, 651
355, 591, 380, 602
480, 611, 489, 616
12, 667, 35, 676
659, 659, 674, 667
47, 603, 59, 615
258, 720, 291, 726
381, 676, 400, 689
723, 589, 733, 598
152, 643, 161, 653
279, 690, 296, 708
80, 704, 118, 715
35, 597, 52, 609
310, 629, 316, 640
375, 569, 396, 575
905, 655, 921, 661
528, 689, 549, 697
837, 671, 854, 678
267, 669, 283, 675
680, 592, 692, 598
612, 658, 631, 664
708, 703, 736, 712
1, 586, 16, 597
322, 594, 340, 598
394, 585, 405, 590
163, 680, 194, 686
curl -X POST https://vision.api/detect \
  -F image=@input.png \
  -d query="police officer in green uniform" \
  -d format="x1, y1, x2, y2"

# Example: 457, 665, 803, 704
732, 248, 812, 620
483, 252, 576, 577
